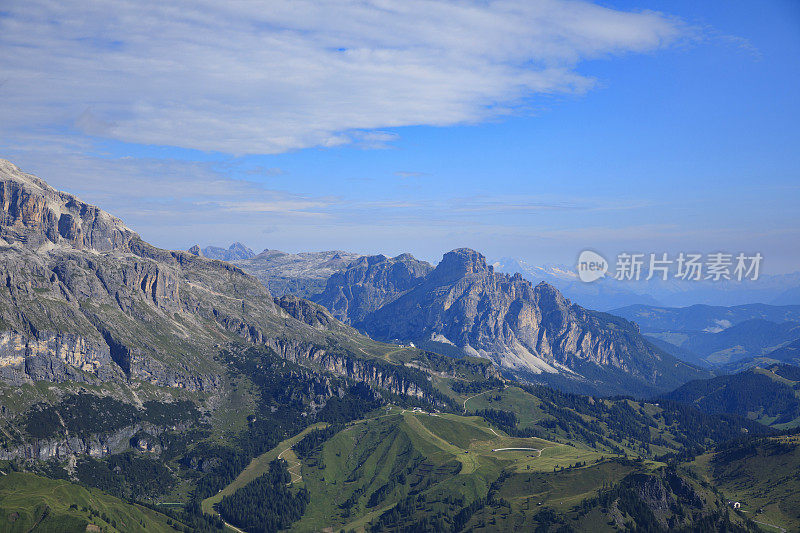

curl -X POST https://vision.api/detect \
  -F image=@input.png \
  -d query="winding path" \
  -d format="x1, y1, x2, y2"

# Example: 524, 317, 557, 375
220, 519, 246, 533
463, 390, 493, 412
750, 519, 786, 532
278, 448, 303, 484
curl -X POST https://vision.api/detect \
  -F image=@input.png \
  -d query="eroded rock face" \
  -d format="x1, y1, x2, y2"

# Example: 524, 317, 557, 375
0, 421, 187, 461
312, 253, 433, 324
266, 337, 432, 401
0, 331, 122, 385
231, 249, 364, 298
340, 248, 708, 393
0, 160, 440, 401
0, 160, 136, 252
277, 295, 339, 329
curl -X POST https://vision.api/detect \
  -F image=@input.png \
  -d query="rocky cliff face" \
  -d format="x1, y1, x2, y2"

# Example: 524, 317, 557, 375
312, 253, 433, 324
347, 248, 708, 394
264, 336, 433, 401
0, 420, 176, 461
0, 160, 431, 398
0, 160, 135, 252
276, 295, 341, 330
230, 248, 363, 298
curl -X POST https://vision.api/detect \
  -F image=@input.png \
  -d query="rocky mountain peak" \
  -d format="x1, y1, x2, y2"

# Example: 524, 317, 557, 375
198, 241, 255, 261
364, 254, 389, 266
312, 252, 433, 324
533, 280, 570, 307
188, 245, 203, 256
341, 247, 709, 394
430, 248, 491, 283
0, 159, 136, 252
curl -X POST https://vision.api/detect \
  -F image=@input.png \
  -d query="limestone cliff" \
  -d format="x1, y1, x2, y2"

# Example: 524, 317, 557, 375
341, 248, 709, 394
230, 248, 363, 298
312, 253, 433, 324
0, 159, 135, 252
0, 159, 432, 397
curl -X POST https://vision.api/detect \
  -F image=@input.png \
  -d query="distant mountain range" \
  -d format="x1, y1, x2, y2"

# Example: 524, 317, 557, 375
723, 337, 800, 373
611, 303, 800, 332
192, 241, 256, 261
195, 243, 713, 395
491, 257, 800, 310
610, 304, 800, 369
193, 240, 800, 390
191, 247, 364, 298
491, 257, 662, 310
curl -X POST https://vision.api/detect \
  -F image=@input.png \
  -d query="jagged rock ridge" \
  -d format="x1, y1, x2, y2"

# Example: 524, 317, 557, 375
193, 242, 255, 261
0, 159, 437, 400
0, 159, 135, 252
227, 248, 364, 297
312, 253, 433, 324
325, 248, 709, 395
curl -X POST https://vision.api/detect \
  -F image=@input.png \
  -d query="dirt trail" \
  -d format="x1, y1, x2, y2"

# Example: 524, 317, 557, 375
278, 448, 303, 484
463, 390, 492, 412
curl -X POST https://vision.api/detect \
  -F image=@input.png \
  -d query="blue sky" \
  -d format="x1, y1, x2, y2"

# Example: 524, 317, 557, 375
1, 0, 798, 271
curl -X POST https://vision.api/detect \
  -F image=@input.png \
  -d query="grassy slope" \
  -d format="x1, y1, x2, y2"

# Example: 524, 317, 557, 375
0, 471, 178, 532
287, 407, 603, 532
687, 435, 800, 532
203, 401, 758, 533
201, 422, 329, 516
463, 461, 752, 533
459, 385, 673, 456
464, 461, 641, 532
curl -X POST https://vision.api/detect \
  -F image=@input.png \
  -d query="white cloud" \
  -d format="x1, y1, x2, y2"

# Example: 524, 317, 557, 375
0, 0, 684, 154
395, 171, 427, 178
214, 200, 332, 215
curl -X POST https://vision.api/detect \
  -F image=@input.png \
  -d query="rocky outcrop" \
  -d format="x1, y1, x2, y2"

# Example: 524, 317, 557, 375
312, 253, 433, 324
0, 160, 136, 252
276, 295, 340, 329
1, 428, 128, 461
266, 337, 434, 401
231, 249, 364, 298
343, 248, 709, 394
0, 331, 122, 385
199, 242, 255, 261
606, 470, 708, 531
0, 421, 185, 461
0, 159, 434, 401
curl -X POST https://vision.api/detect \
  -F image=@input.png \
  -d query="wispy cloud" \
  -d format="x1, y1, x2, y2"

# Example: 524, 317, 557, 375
0, 0, 686, 155
395, 171, 428, 179
213, 200, 332, 215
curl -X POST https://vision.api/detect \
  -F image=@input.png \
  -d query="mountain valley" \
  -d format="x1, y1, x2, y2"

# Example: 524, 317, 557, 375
0, 159, 797, 533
